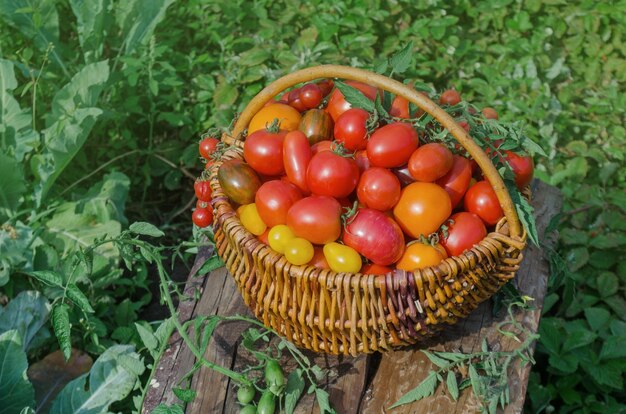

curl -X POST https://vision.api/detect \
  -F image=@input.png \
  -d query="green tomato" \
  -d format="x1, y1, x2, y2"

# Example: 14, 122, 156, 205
237, 384, 256, 405
239, 404, 257, 414
239, 203, 267, 236
323, 242, 362, 273
284, 237, 314, 265
268, 224, 295, 253
264, 360, 285, 396
257, 391, 276, 414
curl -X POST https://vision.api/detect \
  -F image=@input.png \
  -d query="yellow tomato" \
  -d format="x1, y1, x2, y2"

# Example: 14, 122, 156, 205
248, 103, 301, 134
284, 238, 314, 265
239, 203, 267, 236
323, 242, 362, 273
268, 225, 295, 253
396, 242, 445, 271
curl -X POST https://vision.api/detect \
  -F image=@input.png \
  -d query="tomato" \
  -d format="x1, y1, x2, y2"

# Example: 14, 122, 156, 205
298, 109, 333, 144
282, 130, 312, 193
440, 212, 487, 257
435, 155, 472, 207
199, 137, 219, 160
268, 224, 295, 253
334, 108, 369, 151
300, 83, 323, 109
393, 182, 452, 238
354, 150, 370, 173
463, 180, 503, 226
326, 80, 378, 121
264, 360, 285, 395
408, 143, 454, 182
255, 180, 301, 227
392, 165, 415, 187
311, 140, 333, 155
315, 79, 334, 97
308, 246, 329, 269
239, 405, 257, 414
239, 203, 267, 236
284, 238, 315, 265
343, 209, 405, 265
367, 123, 419, 168
244, 129, 286, 176
288, 88, 307, 112
306, 151, 359, 198
257, 228, 270, 245
237, 385, 256, 404
390, 95, 410, 119
356, 167, 401, 211
257, 391, 276, 414
482, 107, 499, 120
192, 207, 213, 228
439, 89, 461, 106
248, 103, 301, 134
361, 263, 392, 275
194, 179, 213, 202
287, 196, 342, 245
504, 151, 534, 189
218, 159, 262, 205
396, 243, 446, 271
204, 159, 215, 171
323, 242, 362, 273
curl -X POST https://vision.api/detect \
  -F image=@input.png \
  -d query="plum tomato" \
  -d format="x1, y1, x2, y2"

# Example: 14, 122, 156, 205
334, 108, 369, 151
284, 237, 315, 265
323, 242, 362, 273
298, 109, 333, 144
367, 123, 419, 168
194, 179, 212, 202
248, 103, 301, 134
286, 196, 342, 245
343, 209, 405, 265
435, 155, 472, 207
504, 151, 534, 189
463, 180, 504, 226
199, 137, 219, 160
238, 203, 267, 236
244, 129, 286, 176
326, 80, 378, 121
283, 130, 312, 193
439, 89, 461, 106
360, 263, 392, 275
396, 242, 446, 271
255, 180, 302, 227
192, 207, 213, 228
390, 95, 410, 119
218, 159, 262, 205
268, 224, 295, 253
356, 167, 401, 211
306, 151, 359, 198
299, 83, 323, 109
393, 182, 452, 238
408, 143, 454, 182
440, 212, 487, 257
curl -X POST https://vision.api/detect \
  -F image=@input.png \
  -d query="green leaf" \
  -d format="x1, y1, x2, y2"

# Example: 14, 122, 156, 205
151, 404, 184, 414
583, 307, 611, 331
582, 362, 624, 390
0, 330, 35, 412
389, 41, 413, 75
285, 369, 305, 414
597, 272, 619, 297
116, 0, 175, 55
65, 285, 95, 314
389, 371, 438, 408
446, 371, 459, 401
135, 323, 158, 359
129, 222, 164, 238
333, 81, 375, 112
69, 0, 109, 63
51, 304, 72, 360
50, 345, 144, 414
506, 181, 539, 246
198, 255, 225, 275
28, 270, 64, 287
153, 317, 175, 347
315, 388, 337, 414
599, 336, 626, 360
0, 291, 51, 351
0, 153, 27, 218
172, 387, 196, 403
562, 328, 597, 352
422, 350, 450, 368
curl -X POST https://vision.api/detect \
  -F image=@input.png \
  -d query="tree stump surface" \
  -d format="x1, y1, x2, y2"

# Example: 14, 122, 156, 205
143, 180, 561, 414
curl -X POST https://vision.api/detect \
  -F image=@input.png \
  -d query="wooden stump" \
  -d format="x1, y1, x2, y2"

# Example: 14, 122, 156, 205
142, 180, 561, 414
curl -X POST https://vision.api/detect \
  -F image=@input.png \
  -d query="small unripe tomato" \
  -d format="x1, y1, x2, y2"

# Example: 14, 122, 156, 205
268, 225, 296, 253
264, 360, 285, 396
323, 242, 362, 273
239, 204, 267, 236
237, 384, 256, 404
284, 238, 314, 265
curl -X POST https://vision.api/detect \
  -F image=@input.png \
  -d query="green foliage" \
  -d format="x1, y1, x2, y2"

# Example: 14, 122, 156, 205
0, 330, 35, 413
0, 291, 51, 351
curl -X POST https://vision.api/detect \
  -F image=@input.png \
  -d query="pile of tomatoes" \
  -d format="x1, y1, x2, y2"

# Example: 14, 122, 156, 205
194, 79, 534, 276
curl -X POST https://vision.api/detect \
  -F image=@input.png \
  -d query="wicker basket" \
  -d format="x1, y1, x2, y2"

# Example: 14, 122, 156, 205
208, 65, 527, 356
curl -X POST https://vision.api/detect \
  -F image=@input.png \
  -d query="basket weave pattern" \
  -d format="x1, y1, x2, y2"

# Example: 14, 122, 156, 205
209, 66, 527, 355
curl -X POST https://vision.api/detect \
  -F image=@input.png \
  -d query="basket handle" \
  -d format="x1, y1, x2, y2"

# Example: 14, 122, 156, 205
230, 65, 523, 239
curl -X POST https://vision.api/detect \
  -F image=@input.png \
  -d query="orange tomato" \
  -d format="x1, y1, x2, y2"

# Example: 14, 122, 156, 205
396, 242, 446, 271
393, 182, 452, 238
307, 247, 330, 270
361, 263, 392, 275
248, 103, 301, 134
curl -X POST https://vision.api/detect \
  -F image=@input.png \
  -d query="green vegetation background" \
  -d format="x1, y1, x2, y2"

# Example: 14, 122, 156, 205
1, 0, 625, 413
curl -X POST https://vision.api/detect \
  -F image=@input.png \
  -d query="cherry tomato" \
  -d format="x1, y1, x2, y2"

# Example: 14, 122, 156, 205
360, 263, 392, 275
194, 179, 212, 202
315, 79, 334, 97
192, 207, 213, 228
504, 151, 534, 189
323, 242, 362, 273
457, 120, 470, 132
288, 88, 307, 112
218, 159, 262, 205
311, 140, 333, 155
396, 243, 446, 271
286, 196, 342, 245
255, 180, 301, 227
298, 109, 333, 144
393, 182, 452, 238
326, 81, 378, 121
441, 212, 487, 257
367, 123, 419, 168
283, 130, 312, 193
334, 108, 369, 151
439, 89, 461, 106
343, 209, 405, 265
237, 385, 256, 405
408, 143, 454, 182
285, 238, 315, 265
199, 137, 219, 160
354, 150, 370, 173
239, 203, 267, 236
436, 155, 472, 207
248, 103, 301, 134
356, 167, 401, 211
300, 83, 323, 109
482, 107, 499, 120
268, 224, 295, 253
306, 151, 359, 198
244, 129, 286, 176
463, 180, 504, 226
308, 246, 329, 269
204, 159, 215, 171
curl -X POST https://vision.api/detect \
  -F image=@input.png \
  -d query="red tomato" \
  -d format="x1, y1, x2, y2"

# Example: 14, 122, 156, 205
334, 108, 369, 151
354, 150, 370, 173
436, 155, 472, 207
457, 120, 470, 132
463, 180, 504, 226
311, 140, 333, 155
257, 229, 270, 245
308, 246, 330, 269
286, 196, 342, 245
343, 209, 405, 265
244, 129, 286, 176
192, 207, 213, 228
300, 84, 323, 109
361, 263, 392, 275
306, 151, 359, 198
288, 88, 307, 112
316, 79, 334, 97
326, 81, 378, 121
283, 131, 312, 193
440, 89, 461, 106
441, 212, 487, 257
392, 165, 415, 187
367, 123, 419, 168
255, 180, 302, 227
356, 167, 401, 211
408, 143, 454, 182
199, 137, 219, 160
390, 95, 410, 119
482, 107, 499, 120
504, 151, 534, 189
194, 179, 212, 202
393, 182, 452, 238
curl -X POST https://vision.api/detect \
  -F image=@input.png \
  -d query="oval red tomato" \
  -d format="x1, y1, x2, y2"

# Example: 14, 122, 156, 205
354, 150, 370, 173
326, 81, 378, 121
194, 179, 212, 202
255, 180, 302, 228
306, 151, 359, 198
440, 212, 487, 257
463, 180, 504, 226
408, 143, 454, 182
435, 155, 472, 207
367, 123, 419, 168
356, 167, 401, 211
389, 95, 410, 119
244, 129, 286, 176
283, 130, 312, 193
334, 108, 369, 151
360, 263, 392, 275
342, 209, 405, 265
504, 151, 534, 189
286, 196, 342, 245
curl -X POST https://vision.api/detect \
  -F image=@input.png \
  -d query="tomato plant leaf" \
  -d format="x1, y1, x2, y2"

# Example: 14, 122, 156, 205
333, 81, 375, 113
129, 221, 164, 238
422, 350, 450, 368
389, 370, 438, 408
506, 181, 539, 246
51, 304, 72, 361
446, 371, 459, 401
315, 388, 337, 414
284, 369, 305, 414
135, 323, 159, 359
197, 254, 225, 275
172, 387, 196, 403
28, 270, 64, 288
152, 404, 184, 414
66, 284, 95, 314
389, 41, 413, 76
